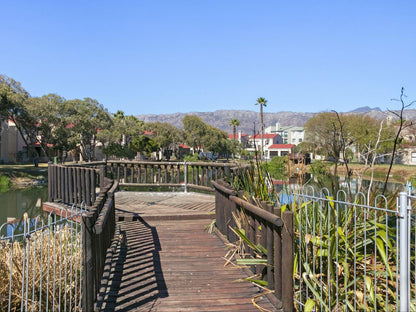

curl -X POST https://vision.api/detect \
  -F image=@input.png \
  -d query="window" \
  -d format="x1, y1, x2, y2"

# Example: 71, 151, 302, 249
299, 138, 302, 143
412, 152, 416, 163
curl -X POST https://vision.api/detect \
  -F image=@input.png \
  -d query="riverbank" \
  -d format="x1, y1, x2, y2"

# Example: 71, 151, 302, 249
332, 163, 416, 184
0, 164, 48, 188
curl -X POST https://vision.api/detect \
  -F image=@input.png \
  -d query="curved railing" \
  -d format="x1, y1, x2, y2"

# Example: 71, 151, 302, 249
106, 160, 240, 192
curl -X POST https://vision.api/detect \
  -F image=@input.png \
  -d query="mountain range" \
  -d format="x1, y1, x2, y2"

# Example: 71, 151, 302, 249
136, 107, 416, 135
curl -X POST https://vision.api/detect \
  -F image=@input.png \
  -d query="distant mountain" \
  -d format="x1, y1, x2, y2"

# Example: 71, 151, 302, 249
349, 106, 382, 113
136, 108, 416, 135
136, 110, 315, 135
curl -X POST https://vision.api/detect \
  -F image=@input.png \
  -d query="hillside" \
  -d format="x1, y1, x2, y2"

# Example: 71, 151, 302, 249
136, 108, 416, 135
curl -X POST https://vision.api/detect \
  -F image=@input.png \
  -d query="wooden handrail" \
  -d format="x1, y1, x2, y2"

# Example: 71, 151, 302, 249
212, 180, 293, 312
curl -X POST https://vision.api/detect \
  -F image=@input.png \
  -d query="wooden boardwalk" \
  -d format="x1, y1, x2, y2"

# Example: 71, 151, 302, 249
96, 192, 276, 311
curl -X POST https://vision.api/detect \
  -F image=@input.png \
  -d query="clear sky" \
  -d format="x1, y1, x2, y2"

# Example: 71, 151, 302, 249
2, 1, 415, 116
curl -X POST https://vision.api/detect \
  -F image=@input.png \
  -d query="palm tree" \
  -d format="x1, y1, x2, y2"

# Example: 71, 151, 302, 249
229, 118, 241, 140
255, 97, 268, 160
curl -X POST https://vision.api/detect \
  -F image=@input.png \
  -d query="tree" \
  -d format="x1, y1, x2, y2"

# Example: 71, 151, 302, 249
0, 75, 38, 160
229, 118, 241, 140
183, 116, 208, 153
98, 110, 144, 158
383, 88, 415, 194
183, 115, 228, 156
304, 112, 351, 193
131, 135, 158, 157
255, 97, 268, 160
145, 122, 183, 159
66, 98, 112, 161
28, 94, 78, 160
262, 156, 288, 180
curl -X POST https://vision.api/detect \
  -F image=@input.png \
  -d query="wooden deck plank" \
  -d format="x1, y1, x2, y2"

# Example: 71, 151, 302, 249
96, 192, 277, 311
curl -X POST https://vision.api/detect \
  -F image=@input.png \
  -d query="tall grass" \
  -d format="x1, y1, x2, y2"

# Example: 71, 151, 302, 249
287, 190, 403, 311
0, 224, 82, 311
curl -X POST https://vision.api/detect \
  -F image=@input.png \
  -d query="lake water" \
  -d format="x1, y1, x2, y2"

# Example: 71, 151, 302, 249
0, 186, 48, 226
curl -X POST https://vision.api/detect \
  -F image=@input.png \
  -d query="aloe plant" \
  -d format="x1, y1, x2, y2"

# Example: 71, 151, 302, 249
288, 191, 400, 311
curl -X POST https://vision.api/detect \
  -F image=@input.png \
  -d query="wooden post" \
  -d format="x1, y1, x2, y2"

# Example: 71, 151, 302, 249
130, 165, 134, 183
282, 210, 294, 312
99, 165, 105, 192
48, 163, 53, 202
85, 169, 91, 206
91, 169, 96, 204
176, 164, 180, 184
77, 167, 81, 204
82, 213, 95, 312
274, 207, 282, 300
158, 165, 162, 184
266, 203, 274, 290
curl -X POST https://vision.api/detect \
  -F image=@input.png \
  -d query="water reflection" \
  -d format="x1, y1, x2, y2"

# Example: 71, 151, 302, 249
274, 174, 406, 195
0, 187, 48, 225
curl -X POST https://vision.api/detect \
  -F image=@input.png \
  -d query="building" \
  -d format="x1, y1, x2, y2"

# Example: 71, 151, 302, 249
0, 119, 27, 163
246, 133, 282, 160
227, 130, 249, 146
265, 122, 304, 145
268, 144, 295, 158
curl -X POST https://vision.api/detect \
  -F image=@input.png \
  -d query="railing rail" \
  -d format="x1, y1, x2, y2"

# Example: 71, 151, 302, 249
212, 180, 294, 311
107, 160, 238, 192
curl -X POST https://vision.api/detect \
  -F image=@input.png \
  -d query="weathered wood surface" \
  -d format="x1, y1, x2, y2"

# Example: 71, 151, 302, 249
96, 192, 277, 311
114, 191, 216, 221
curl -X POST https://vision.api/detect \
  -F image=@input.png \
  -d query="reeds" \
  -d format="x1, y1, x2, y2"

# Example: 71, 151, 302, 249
0, 224, 82, 311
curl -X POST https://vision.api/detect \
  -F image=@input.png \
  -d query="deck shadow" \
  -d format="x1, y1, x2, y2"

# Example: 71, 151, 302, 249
96, 219, 168, 311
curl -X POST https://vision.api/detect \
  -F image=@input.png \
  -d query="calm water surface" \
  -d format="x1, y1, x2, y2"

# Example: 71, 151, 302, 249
0, 186, 48, 226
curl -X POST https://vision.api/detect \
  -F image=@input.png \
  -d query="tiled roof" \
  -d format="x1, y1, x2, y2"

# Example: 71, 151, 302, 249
249, 133, 278, 139
268, 144, 295, 149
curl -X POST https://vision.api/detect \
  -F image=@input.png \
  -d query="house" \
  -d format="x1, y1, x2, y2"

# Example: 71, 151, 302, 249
265, 122, 304, 145
246, 133, 283, 160
228, 130, 249, 146
268, 144, 295, 158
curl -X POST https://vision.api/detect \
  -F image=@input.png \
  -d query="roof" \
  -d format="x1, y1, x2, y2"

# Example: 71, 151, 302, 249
249, 133, 278, 139
178, 143, 190, 149
268, 144, 295, 149
228, 133, 248, 139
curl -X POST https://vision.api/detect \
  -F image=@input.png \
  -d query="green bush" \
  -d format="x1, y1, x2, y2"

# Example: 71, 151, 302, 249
0, 175, 10, 187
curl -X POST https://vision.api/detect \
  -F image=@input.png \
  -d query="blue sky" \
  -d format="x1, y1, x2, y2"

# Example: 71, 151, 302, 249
2, 1, 415, 116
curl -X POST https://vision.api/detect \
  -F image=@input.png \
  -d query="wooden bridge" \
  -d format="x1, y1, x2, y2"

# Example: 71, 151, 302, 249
46, 161, 293, 311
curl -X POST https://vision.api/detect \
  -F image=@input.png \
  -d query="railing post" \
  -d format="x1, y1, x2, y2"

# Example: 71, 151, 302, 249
100, 165, 106, 192
184, 162, 188, 193
224, 165, 231, 179
48, 162, 53, 202
273, 207, 282, 301
282, 210, 294, 312
82, 213, 95, 312
400, 191, 410, 312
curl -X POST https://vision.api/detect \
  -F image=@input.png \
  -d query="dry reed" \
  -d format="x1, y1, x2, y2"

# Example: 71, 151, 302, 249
0, 224, 82, 311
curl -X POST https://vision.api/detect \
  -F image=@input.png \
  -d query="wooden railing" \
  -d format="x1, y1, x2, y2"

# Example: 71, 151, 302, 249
47, 163, 118, 311
82, 178, 118, 311
48, 163, 105, 206
212, 180, 294, 312
106, 160, 237, 192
